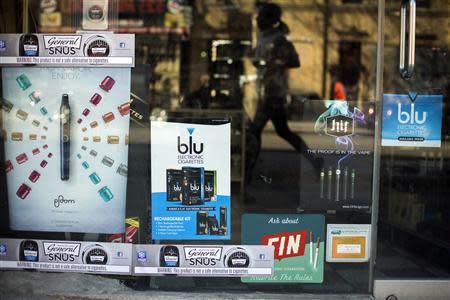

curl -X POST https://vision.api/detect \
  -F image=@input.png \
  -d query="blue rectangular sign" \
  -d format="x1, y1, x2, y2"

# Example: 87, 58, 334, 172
382, 93, 442, 147
151, 120, 231, 240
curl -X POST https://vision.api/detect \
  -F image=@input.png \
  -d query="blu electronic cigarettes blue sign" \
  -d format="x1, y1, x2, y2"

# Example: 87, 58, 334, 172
151, 120, 231, 240
382, 93, 442, 147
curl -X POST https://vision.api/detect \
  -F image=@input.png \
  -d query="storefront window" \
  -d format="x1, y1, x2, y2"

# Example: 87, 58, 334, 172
0, 0, 449, 298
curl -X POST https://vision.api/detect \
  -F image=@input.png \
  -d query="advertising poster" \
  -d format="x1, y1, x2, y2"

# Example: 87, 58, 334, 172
0, 33, 134, 67
382, 93, 443, 147
0, 238, 132, 275
151, 120, 231, 240
133, 244, 273, 277
0, 34, 135, 234
242, 214, 324, 283
2, 67, 131, 233
300, 100, 374, 211
326, 224, 371, 263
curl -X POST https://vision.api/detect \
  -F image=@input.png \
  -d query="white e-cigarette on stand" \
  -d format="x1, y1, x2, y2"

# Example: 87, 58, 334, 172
327, 166, 332, 201
319, 168, 325, 199
343, 167, 348, 200
313, 236, 320, 269
335, 168, 340, 202
351, 169, 355, 199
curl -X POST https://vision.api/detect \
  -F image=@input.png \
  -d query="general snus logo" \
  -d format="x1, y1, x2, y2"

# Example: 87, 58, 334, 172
43, 242, 81, 262
54, 195, 75, 208
224, 247, 251, 268
183, 247, 222, 267
325, 115, 354, 138
43, 35, 82, 55
178, 128, 204, 154
83, 35, 110, 57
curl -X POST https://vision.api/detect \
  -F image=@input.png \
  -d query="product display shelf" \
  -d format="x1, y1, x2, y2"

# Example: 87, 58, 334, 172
38, 26, 187, 34
170, 108, 245, 191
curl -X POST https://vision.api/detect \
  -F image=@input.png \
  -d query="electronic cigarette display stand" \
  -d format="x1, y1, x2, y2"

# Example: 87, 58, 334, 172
299, 100, 375, 211
0, 33, 135, 234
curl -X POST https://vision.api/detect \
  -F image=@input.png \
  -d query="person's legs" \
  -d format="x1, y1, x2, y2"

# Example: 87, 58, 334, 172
270, 104, 309, 153
269, 103, 323, 174
245, 102, 270, 184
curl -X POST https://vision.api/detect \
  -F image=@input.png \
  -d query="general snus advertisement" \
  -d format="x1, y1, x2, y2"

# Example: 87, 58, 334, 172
299, 100, 375, 211
133, 245, 273, 276
151, 120, 231, 240
0, 34, 134, 233
0, 238, 132, 275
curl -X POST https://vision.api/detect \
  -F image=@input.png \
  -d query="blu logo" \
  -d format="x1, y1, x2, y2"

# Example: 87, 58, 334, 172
190, 182, 199, 191
178, 128, 204, 154
397, 103, 427, 125
173, 183, 182, 192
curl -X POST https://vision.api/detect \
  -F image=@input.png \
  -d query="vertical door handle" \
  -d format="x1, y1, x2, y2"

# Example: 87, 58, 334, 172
399, 0, 416, 79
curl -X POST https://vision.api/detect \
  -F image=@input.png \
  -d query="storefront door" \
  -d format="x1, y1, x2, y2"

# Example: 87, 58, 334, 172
374, 0, 450, 299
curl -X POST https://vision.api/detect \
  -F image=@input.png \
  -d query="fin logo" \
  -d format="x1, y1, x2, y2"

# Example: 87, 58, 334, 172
178, 127, 204, 154
261, 231, 308, 260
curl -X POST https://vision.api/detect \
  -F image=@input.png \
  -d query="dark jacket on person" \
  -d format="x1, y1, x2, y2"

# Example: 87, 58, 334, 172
254, 24, 300, 101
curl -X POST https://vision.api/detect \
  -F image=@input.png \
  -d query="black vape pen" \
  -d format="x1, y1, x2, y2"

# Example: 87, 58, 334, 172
327, 166, 332, 201
319, 168, 325, 199
351, 169, 356, 199
60, 94, 70, 181
220, 206, 227, 235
